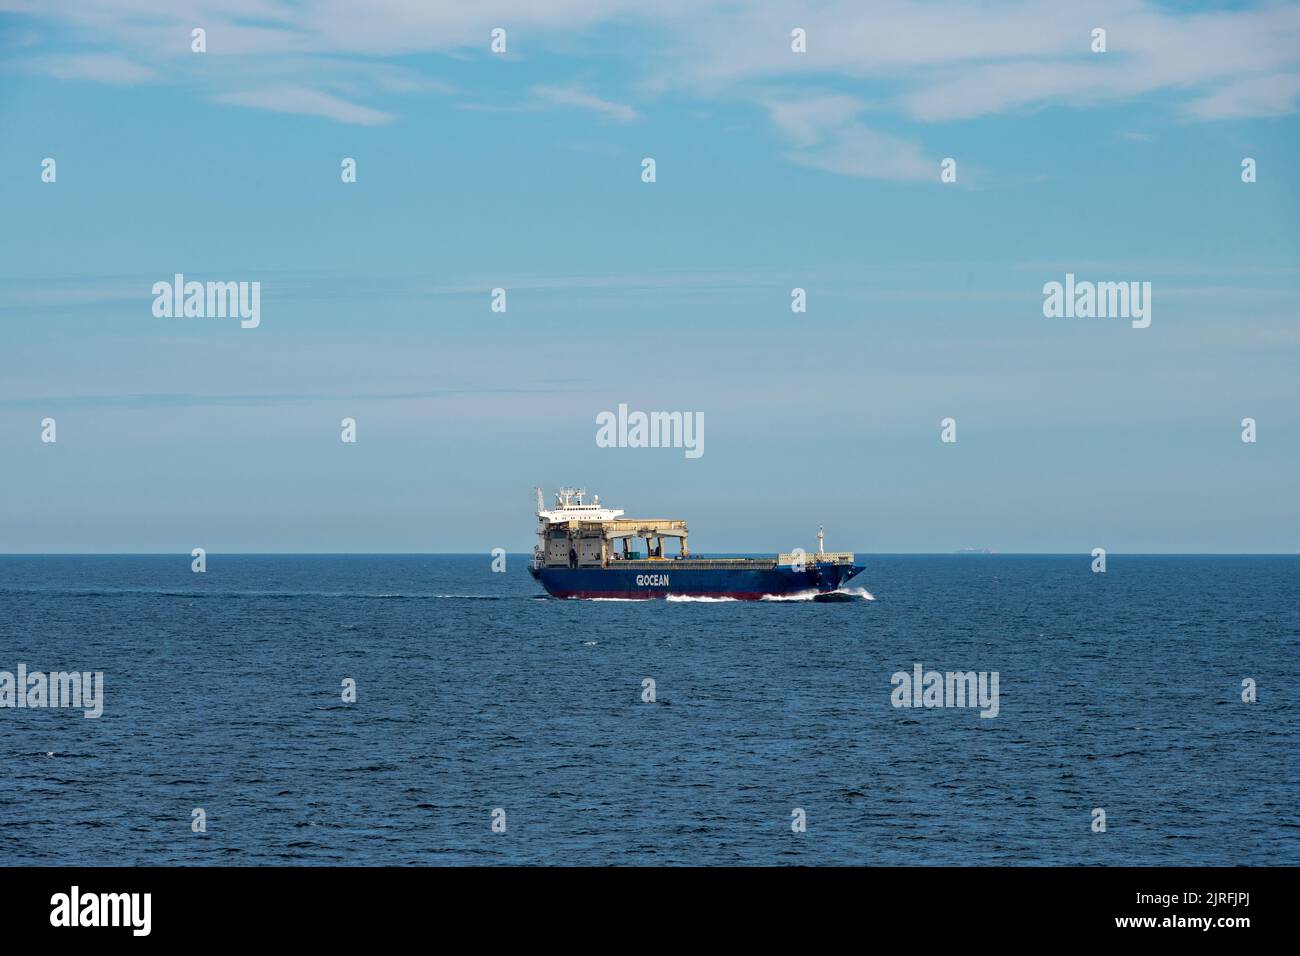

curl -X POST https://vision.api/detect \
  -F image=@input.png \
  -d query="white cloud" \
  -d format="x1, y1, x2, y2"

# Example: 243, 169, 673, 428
783, 125, 933, 182
531, 84, 638, 122
213, 88, 395, 125
765, 94, 863, 147
765, 95, 932, 182
11, 0, 1300, 178
655, 0, 1300, 123
16, 1, 1300, 123
1187, 73, 1300, 120
33, 53, 158, 85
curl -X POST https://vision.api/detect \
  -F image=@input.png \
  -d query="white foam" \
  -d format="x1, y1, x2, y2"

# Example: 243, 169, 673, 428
759, 590, 820, 602
665, 594, 739, 602
760, 587, 875, 602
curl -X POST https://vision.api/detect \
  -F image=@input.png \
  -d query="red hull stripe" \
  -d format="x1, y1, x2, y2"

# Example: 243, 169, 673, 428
547, 590, 813, 601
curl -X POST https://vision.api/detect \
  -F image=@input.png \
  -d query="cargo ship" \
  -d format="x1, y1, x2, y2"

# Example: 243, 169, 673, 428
528, 488, 865, 600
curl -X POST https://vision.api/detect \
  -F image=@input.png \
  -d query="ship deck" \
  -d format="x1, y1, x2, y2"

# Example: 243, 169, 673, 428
606, 555, 855, 570
612, 558, 776, 570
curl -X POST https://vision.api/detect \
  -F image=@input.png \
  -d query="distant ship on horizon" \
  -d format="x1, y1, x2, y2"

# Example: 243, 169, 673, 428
528, 488, 866, 601
955, 547, 997, 554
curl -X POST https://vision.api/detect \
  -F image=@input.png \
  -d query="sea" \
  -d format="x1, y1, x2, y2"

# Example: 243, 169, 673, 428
1, 554, 1296, 866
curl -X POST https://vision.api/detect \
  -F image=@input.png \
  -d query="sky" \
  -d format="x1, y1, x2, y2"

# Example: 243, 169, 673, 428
0, 0, 1298, 553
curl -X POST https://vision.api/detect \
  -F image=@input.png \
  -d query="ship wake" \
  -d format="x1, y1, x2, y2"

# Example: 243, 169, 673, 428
761, 587, 875, 602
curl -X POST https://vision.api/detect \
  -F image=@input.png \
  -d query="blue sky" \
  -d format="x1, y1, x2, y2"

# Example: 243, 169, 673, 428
1, 0, 1298, 553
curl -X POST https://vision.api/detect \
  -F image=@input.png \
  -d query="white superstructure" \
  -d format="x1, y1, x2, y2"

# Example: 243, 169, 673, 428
537, 487, 625, 523
534, 487, 626, 568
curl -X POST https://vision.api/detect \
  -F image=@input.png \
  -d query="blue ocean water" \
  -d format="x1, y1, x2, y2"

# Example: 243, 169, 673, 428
0, 554, 1296, 866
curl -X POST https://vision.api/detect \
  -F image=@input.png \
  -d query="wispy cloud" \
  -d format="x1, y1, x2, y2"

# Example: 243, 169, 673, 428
212, 87, 394, 125
1186, 72, 1300, 120
657, 1, 1300, 123
782, 125, 933, 182
764, 94, 863, 148
0, 386, 579, 411
10, 0, 1300, 178
765, 95, 932, 182
531, 84, 638, 122
31, 52, 159, 85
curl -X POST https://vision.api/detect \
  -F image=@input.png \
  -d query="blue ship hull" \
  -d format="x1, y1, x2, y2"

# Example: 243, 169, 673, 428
530, 560, 865, 600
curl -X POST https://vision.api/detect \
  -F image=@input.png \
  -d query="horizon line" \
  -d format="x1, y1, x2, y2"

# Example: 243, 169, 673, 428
2, 551, 1297, 558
